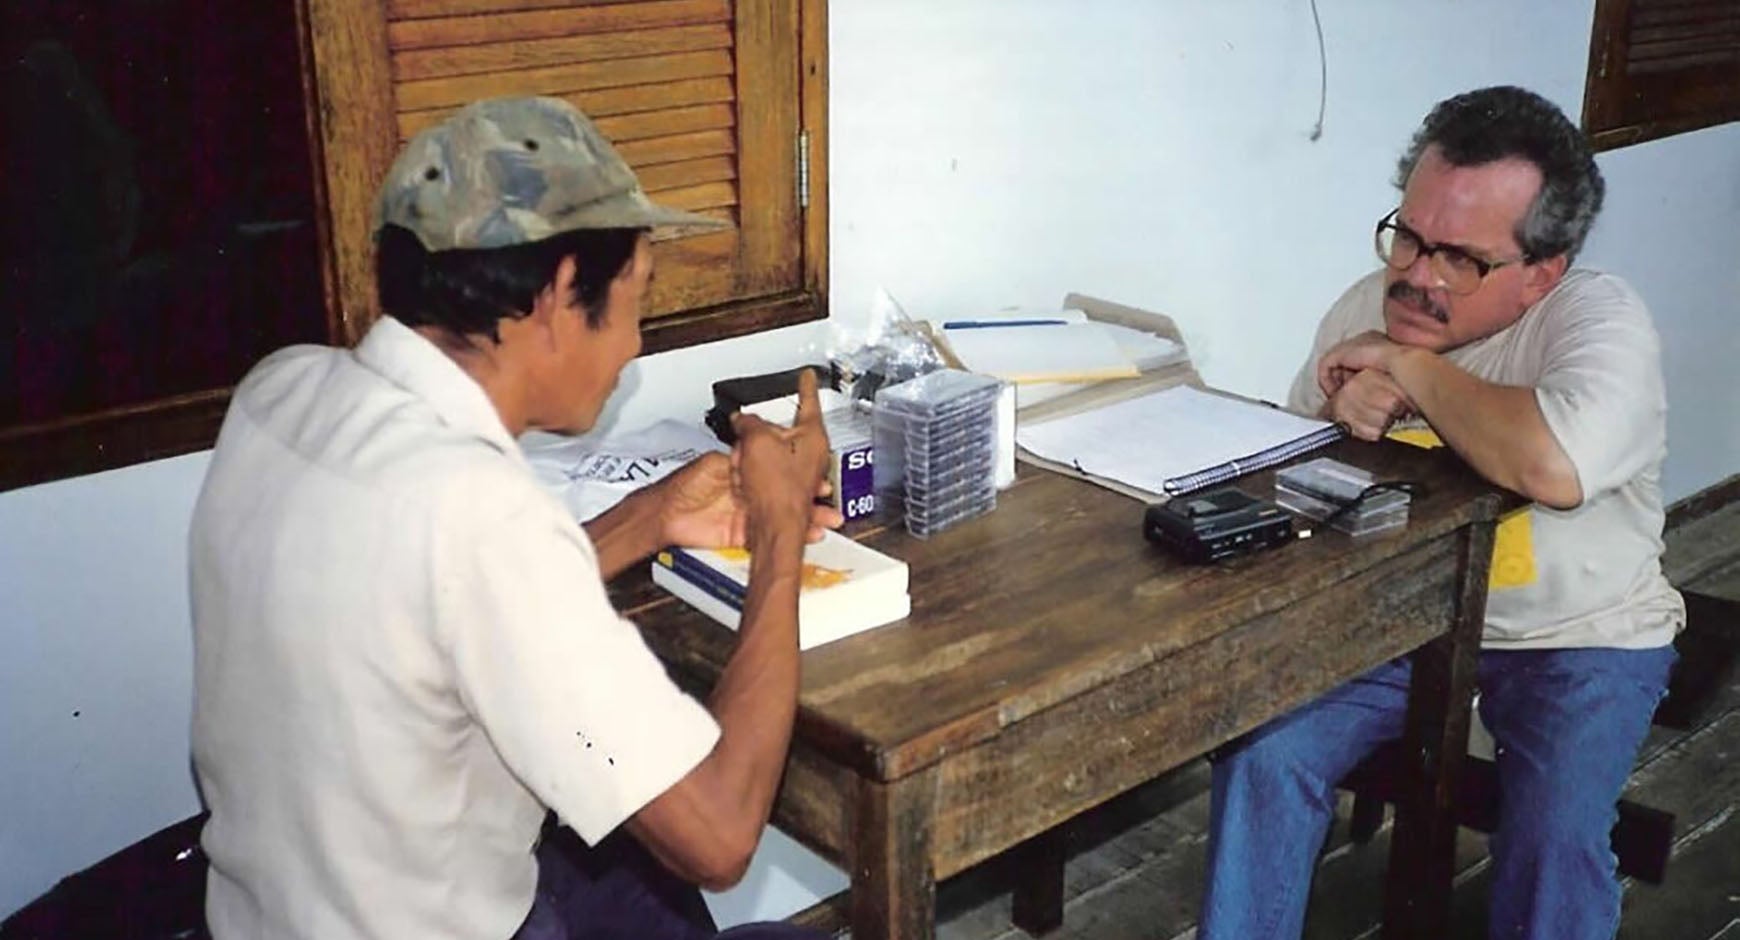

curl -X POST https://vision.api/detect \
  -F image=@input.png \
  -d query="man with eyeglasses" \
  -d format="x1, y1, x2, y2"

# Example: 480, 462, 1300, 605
1197, 86, 1681, 940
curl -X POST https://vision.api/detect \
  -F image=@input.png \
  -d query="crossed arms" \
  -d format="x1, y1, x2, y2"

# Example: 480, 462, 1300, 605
1315, 332, 1583, 510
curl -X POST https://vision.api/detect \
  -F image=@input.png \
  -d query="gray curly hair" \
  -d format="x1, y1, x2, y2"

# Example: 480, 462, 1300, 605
1394, 86, 1604, 262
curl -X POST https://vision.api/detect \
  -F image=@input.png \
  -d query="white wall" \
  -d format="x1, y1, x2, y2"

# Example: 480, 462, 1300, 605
5, 0, 1738, 921
0, 453, 210, 916
826, 0, 1738, 499
1581, 126, 1740, 499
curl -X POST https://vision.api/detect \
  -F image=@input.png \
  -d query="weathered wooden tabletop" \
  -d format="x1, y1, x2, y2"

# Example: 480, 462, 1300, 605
615, 437, 1517, 940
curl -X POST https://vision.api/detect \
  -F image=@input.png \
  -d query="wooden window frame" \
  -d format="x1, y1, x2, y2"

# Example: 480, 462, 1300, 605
1, 0, 828, 493
306, 0, 828, 355
1583, 0, 1740, 150
0, 1, 336, 493
0, 389, 242, 493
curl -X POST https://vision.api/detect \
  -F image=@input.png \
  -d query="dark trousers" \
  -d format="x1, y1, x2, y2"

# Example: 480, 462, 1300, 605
513, 824, 829, 940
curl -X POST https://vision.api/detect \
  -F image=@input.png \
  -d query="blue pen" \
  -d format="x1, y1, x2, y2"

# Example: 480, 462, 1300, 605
941, 318, 1070, 330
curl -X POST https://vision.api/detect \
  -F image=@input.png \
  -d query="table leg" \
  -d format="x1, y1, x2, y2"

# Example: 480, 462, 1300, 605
851, 766, 939, 940
1383, 519, 1496, 939
1010, 827, 1066, 935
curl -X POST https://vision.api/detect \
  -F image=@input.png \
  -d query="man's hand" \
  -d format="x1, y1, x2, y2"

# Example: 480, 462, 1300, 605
729, 369, 834, 547
626, 371, 835, 892
1324, 368, 1416, 441
1318, 330, 1408, 399
656, 451, 841, 550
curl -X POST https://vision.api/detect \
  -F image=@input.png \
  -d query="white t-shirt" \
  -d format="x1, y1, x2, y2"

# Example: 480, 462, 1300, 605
1288, 269, 1683, 650
190, 317, 721, 940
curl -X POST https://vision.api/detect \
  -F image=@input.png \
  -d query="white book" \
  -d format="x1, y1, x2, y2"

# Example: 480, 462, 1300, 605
650, 529, 910, 650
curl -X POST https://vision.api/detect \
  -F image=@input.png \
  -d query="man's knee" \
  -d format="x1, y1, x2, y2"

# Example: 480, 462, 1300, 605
1496, 762, 1623, 865
1214, 722, 1342, 813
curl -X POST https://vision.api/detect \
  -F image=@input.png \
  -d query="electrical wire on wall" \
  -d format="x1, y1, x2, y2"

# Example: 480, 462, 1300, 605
1308, 0, 1327, 141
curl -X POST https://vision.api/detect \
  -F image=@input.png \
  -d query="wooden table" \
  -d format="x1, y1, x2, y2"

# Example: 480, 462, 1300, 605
615, 437, 1515, 939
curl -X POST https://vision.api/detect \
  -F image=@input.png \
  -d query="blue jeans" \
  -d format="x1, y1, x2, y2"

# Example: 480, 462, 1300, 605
513, 824, 828, 940
1199, 645, 1676, 940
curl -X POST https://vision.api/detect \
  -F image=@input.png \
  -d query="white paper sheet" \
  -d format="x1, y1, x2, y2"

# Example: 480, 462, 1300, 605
522, 420, 725, 522
1014, 385, 1334, 497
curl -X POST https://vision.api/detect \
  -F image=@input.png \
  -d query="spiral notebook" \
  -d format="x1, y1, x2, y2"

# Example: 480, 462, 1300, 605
1015, 385, 1343, 499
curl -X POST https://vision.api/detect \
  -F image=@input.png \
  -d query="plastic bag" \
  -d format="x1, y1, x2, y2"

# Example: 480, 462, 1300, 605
826, 288, 949, 405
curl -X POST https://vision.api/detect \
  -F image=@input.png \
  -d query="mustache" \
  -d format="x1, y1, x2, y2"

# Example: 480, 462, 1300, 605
1387, 281, 1450, 323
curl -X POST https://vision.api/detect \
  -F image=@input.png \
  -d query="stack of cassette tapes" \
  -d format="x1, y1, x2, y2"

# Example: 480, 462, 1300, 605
1275, 456, 1410, 536
872, 370, 1004, 538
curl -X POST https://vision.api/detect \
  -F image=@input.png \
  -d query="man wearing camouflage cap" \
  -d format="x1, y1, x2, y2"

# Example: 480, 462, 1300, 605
190, 96, 837, 940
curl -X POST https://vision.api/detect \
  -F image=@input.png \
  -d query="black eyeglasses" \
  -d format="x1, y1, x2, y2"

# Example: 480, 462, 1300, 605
1374, 210, 1529, 296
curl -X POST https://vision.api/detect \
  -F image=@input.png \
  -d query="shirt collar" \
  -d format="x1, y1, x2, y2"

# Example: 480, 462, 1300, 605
353, 317, 525, 464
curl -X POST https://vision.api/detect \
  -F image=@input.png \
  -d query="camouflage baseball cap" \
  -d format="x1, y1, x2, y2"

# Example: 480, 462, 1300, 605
375, 95, 727, 251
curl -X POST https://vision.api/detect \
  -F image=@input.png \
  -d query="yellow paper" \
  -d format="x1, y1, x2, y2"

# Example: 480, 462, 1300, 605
694, 546, 852, 589
1385, 426, 1444, 450
1487, 508, 1537, 589
1386, 426, 1537, 590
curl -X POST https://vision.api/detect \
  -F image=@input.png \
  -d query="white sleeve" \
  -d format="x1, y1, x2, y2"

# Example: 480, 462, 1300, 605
436, 496, 720, 845
1531, 277, 1667, 499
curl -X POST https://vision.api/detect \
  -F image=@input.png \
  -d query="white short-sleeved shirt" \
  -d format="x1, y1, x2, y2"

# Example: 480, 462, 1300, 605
1288, 269, 1683, 650
189, 317, 721, 940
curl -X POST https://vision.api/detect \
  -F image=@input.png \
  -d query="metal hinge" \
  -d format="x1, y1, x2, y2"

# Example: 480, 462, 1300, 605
797, 130, 811, 209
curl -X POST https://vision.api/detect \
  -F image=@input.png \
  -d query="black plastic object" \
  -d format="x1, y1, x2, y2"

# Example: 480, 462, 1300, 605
1143, 486, 1294, 564
703, 364, 836, 444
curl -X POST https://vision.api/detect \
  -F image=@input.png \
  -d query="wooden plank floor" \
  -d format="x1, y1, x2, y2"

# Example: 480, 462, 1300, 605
891, 500, 1740, 940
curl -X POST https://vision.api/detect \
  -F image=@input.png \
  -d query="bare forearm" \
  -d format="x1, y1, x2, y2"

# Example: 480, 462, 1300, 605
1390, 347, 1583, 508
703, 528, 804, 822
625, 383, 830, 889
622, 525, 806, 889
583, 485, 665, 579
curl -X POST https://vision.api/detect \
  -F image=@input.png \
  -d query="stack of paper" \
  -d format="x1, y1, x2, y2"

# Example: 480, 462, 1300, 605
651, 529, 910, 650
1095, 322, 1187, 371
941, 321, 1139, 384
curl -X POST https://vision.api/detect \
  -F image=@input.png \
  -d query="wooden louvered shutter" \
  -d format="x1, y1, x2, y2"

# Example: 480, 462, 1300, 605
1583, 0, 1740, 149
301, 0, 826, 352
